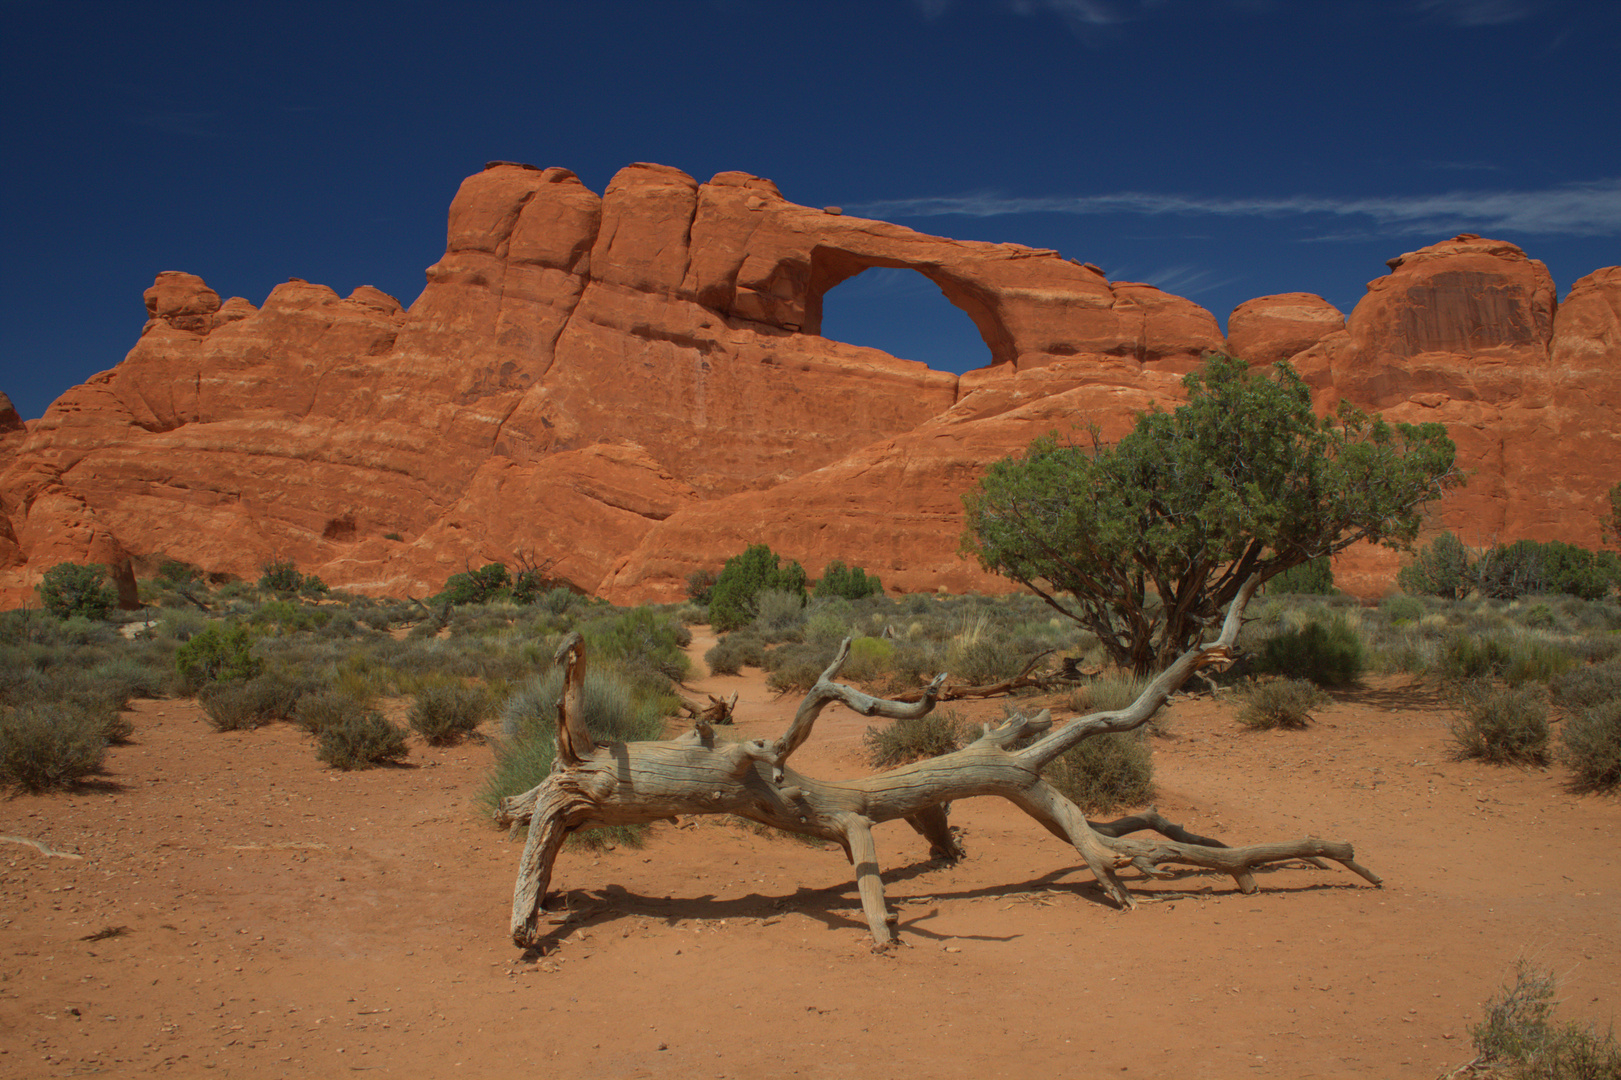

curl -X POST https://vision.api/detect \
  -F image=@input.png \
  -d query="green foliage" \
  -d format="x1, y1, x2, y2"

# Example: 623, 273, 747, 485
1440, 632, 1576, 688
1561, 700, 1621, 792
483, 664, 672, 845
704, 632, 766, 676
814, 560, 884, 601
1256, 615, 1365, 687
1044, 731, 1155, 814
248, 599, 334, 634
1266, 556, 1335, 595
749, 589, 808, 642
863, 709, 966, 767
37, 562, 118, 620
258, 558, 304, 594
408, 683, 490, 744
1397, 532, 1473, 599
963, 355, 1457, 674
174, 623, 262, 690
1380, 595, 1426, 624
437, 563, 512, 607
1466, 959, 1621, 1080
1550, 659, 1621, 711
0, 703, 109, 791
763, 640, 838, 693
707, 544, 808, 633
1476, 539, 1621, 601
196, 670, 314, 732
317, 710, 410, 770
579, 606, 690, 683
1238, 677, 1329, 730
1449, 681, 1550, 765
293, 688, 366, 736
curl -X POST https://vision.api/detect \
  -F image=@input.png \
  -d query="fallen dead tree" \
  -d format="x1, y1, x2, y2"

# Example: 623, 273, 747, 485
497, 574, 1381, 948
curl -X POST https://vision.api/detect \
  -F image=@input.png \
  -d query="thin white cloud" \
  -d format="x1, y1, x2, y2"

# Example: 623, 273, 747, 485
911, 0, 954, 20
845, 178, 1621, 237
1010, 0, 1127, 24
1412, 0, 1542, 26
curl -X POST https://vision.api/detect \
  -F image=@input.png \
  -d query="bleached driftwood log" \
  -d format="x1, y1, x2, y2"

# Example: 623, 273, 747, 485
497, 575, 1380, 948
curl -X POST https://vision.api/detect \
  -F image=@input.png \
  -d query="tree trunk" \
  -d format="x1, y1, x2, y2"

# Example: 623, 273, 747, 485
498, 574, 1381, 948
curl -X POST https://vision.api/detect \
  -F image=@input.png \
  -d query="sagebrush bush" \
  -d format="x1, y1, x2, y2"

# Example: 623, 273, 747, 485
197, 672, 313, 732
1561, 700, 1621, 792
1449, 681, 1550, 765
703, 632, 765, 676
317, 710, 409, 770
0, 703, 109, 791
408, 683, 489, 744
1464, 959, 1621, 1079
1549, 659, 1621, 711
1256, 616, 1364, 686
1044, 731, 1154, 814
175, 623, 262, 691
762, 640, 838, 693
863, 709, 965, 767
1238, 677, 1328, 730
293, 688, 366, 735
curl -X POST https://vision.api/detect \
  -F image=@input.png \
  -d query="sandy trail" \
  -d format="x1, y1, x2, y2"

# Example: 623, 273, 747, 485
2, 627, 1616, 1078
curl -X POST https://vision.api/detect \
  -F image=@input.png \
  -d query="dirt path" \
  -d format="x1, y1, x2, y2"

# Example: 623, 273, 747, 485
2, 632, 1617, 1078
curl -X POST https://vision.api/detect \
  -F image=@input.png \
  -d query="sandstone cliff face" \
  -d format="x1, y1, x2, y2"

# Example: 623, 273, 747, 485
2, 167, 1617, 608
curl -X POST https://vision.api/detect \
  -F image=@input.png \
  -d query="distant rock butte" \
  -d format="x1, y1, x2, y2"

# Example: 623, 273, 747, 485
2, 168, 1617, 607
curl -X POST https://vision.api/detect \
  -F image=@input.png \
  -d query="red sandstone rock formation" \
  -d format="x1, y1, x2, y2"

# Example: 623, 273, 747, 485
2, 168, 1617, 608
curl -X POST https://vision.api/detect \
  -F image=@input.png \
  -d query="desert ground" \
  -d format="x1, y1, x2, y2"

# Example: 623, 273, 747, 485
3, 626, 1617, 1079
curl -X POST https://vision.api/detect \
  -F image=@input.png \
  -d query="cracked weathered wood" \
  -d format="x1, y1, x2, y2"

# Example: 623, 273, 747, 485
499, 574, 1382, 948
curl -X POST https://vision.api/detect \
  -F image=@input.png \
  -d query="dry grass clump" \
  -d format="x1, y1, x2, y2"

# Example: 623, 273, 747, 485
0, 703, 109, 792
1238, 677, 1329, 730
1560, 700, 1621, 793
1452, 958, 1621, 1080
1448, 681, 1550, 766
317, 710, 410, 770
863, 709, 967, 767
407, 682, 490, 744
1044, 731, 1154, 814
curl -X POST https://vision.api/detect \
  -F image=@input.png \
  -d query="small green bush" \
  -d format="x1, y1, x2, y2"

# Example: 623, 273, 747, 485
197, 672, 312, 732
293, 688, 366, 736
317, 710, 409, 770
1267, 556, 1335, 595
37, 562, 118, 620
1398, 532, 1472, 599
257, 558, 304, 595
842, 636, 896, 683
408, 683, 490, 744
1044, 731, 1154, 814
708, 544, 807, 632
1549, 660, 1621, 711
814, 559, 884, 601
1256, 616, 1365, 687
1238, 677, 1328, 730
704, 632, 766, 676
174, 623, 261, 690
1463, 959, 1621, 1079
1448, 681, 1550, 765
684, 568, 717, 605
762, 640, 837, 693
863, 709, 966, 767
0, 703, 109, 791
749, 588, 807, 642
1561, 700, 1621, 792
1380, 595, 1426, 624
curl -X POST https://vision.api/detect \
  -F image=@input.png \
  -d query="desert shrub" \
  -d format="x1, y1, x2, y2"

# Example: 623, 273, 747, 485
1238, 677, 1328, 730
1381, 595, 1426, 624
1561, 700, 1621, 792
156, 608, 209, 642
841, 636, 896, 684
580, 606, 690, 683
1517, 602, 1557, 630
1398, 532, 1472, 599
863, 709, 966, 767
37, 562, 118, 620
708, 544, 808, 632
762, 640, 838, 693
1440, 632, 1576, 687
249, 599, 334, 634
1475, 539, 1621, 601
293, 688, 366, 736
813, 559, 884, 601
86, 655, 173, 703
317, 710, 410, 770
408, 683, 490, 744
436, 563, 512, 607
257, 558, 304, 595
684, 568, 717, 605
1549, 660, 1621, 711
1463, 959, 1621, 1080
1449, 681, 1550, 765
704, 632, 766, 676
0, 703, 109, 791
1266, 556, 1335, 595
484, 664, 672, 845
947, 634, 1028, 686
174, 623, 261, 691
197, 670, 314, 732
804, 605, 853, 646
1070, 672, 1151, 714
1255, 616, 1365, 687
1044, 731, 1154, 814
749, 588, 807, 642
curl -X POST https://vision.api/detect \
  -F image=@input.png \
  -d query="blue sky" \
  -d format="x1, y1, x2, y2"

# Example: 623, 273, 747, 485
2, 0, 1618, 420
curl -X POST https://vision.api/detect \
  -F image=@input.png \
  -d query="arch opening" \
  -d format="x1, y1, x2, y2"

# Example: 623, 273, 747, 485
810, 264, 1004, 374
